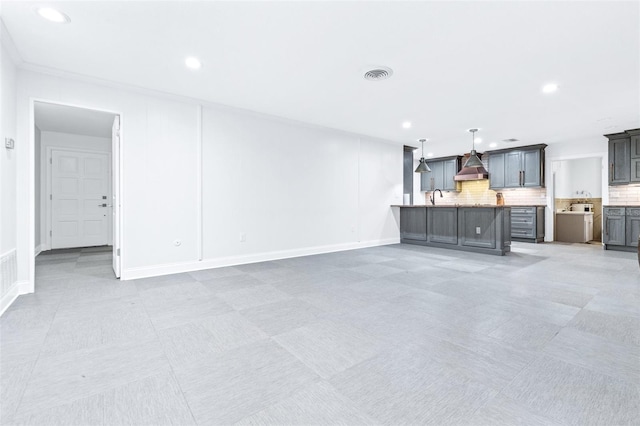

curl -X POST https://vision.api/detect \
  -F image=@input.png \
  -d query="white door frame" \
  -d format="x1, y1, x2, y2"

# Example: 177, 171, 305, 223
30, 99, 124, 285
45, 147, 112, 250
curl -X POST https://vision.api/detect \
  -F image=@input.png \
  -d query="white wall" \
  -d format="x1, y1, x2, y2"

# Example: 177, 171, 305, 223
554, 157, 602, 198
37, 131, 112, 251
1, 42, 17, 255
14, 69, 402, 288
1, 37, 20, 312
201, 106, 401, 264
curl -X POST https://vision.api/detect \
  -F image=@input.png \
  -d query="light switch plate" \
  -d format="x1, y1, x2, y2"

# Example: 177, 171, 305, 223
5, 138, 15, 149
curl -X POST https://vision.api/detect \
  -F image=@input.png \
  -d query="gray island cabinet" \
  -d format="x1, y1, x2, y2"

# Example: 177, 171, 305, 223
394, 205, 511, 255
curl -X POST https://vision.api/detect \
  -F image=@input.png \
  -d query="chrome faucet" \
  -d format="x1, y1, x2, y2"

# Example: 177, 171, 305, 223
430, 189, 443, 205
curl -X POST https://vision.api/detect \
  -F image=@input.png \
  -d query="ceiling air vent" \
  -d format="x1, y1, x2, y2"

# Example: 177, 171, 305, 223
502, 138, 519, 143
364, 67, 393, 81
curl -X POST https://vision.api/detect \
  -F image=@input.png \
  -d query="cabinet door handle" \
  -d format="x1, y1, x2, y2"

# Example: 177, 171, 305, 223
610, 163, 614, 179
605, 219, 609, 236
521, 170, 525, 186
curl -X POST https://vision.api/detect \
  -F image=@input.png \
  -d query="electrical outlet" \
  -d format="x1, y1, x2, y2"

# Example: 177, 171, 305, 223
240, 233, 246, 242
476, 227, 481, 234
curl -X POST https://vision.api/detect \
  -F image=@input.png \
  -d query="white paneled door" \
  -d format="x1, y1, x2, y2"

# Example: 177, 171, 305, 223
51, 150, 111, 249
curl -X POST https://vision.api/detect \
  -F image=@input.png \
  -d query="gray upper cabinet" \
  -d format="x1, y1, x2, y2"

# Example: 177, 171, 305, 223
488, 152, 505, 189
629, 130, 640, 183
606, 129, 640, 185
607, 133, 631, 185
504, 151, 522, 188
630, 131, 640, 158
442, 158, 460, 191
522, 149, 541, 187
487, 144, 546, 189
420, 156, 461, 192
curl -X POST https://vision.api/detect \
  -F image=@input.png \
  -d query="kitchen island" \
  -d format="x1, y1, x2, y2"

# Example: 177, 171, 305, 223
393, 205, 511, 256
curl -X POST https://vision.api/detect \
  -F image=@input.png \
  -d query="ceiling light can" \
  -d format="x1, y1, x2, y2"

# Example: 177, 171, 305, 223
36, 7, 70, 23
185, 57, 202, 69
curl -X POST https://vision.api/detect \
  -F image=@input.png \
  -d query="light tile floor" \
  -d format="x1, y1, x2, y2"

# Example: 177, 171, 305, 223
1, 243, 639, 425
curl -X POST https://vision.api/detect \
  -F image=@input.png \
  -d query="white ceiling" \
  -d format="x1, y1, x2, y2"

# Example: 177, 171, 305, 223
34, 102, 115, 138
3, 1, 639, 156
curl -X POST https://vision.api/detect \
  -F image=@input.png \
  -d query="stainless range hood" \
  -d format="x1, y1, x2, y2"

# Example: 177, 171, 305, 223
454, 128, 489, 181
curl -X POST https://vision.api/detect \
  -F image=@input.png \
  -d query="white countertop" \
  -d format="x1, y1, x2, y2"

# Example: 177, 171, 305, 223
556, 210, 594, 215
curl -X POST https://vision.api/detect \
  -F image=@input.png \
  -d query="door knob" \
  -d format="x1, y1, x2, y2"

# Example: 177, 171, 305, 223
98, 204, 112, 207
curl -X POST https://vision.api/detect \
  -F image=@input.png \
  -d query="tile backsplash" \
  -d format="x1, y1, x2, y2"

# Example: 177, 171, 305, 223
608, 185, 640, 205
423, 180, 547, 206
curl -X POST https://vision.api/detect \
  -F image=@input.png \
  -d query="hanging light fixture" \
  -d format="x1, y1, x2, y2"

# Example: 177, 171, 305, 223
454, 128, 489, 181
414, 139, 431, 173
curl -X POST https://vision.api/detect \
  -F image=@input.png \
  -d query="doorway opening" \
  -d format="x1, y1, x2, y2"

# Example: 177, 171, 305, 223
33, 101, 121, 280
551, 156, 605, 243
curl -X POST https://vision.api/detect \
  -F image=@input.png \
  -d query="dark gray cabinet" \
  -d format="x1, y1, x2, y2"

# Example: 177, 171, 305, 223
420, 156, 461, 192
606, 129, 640, 185
603, 207, 626, 247
488, 145, 546, 189
442, 159, 460, 191
630, 130, 640, 183
511, 206, 545, 243
396, 206, 511, 255
400, 207, 427, 241
428, 207, 458, 244
459, 208, 496, 249
488, 153, 505, 189
608, 133, 631, 185
626, 208, 640, 248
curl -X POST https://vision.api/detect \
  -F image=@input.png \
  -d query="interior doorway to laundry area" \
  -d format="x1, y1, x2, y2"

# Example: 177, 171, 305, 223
551, 156, 604, 243
34, 101, 121, 278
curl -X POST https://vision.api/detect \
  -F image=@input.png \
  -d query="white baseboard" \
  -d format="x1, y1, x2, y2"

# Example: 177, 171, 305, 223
121, 237, 400, 281
0, 281, 31, 316
35, 244, 43, 257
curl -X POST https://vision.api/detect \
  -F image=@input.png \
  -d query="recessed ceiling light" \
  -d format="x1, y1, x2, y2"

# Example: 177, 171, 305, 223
427, 152, 434, 157
185, 57, 202, 69
402, 121, 412, 129
489, 142, 498, 148
542, 83, 558, 93
36, 7, 70, 23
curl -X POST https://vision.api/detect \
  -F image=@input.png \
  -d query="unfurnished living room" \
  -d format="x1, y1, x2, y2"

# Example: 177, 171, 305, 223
0, 1, 639, 425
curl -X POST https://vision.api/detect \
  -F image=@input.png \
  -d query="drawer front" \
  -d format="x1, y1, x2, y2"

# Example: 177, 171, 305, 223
626, 208, 640, 217
512, 228, 535, 238
605, 207, 625, 216
511, 215, 534, 227
511, 207, 535, 214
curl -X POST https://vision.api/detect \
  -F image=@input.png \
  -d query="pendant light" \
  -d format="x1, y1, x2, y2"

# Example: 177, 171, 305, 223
463, 129, 484, 168
414, 139, 431, 173
454, 128, 489, 181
